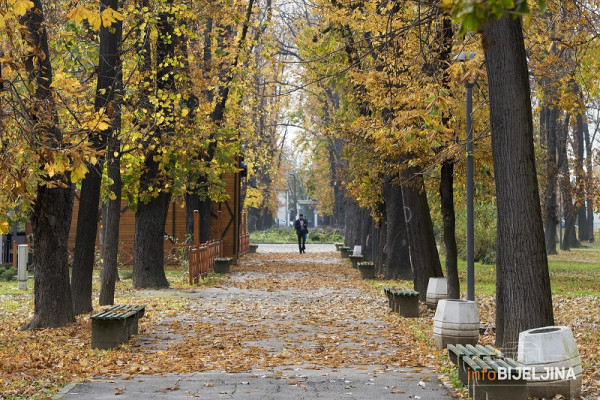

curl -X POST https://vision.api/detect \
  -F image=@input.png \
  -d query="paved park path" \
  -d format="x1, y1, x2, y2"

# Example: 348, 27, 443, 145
57, 244, 451, 399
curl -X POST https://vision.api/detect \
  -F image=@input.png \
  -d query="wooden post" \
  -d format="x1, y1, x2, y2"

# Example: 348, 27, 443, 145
12, 240, 17, 269
193, 210, 200, 246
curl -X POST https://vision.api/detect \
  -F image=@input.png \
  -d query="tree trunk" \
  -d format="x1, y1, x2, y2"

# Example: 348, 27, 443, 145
375, 204, 387, 275
382, 176, 411, 280
575, 113, 588, 241
25, 184, 75, 329
133, 191, 171, 288
584, 120, 594, 242
99, 137, 122, 305
186, 192, 211, 243
440, 160, 459, 299
20, 0, 75, 329
401, 169, 443, 300
482, 15, 554, 355
71, 165, 102, 314
558, 115, 578, 250
543, 105, 559, 255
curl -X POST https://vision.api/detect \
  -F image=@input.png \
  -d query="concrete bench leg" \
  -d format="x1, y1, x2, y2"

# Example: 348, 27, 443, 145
474, 375, 526, 400
92, 319, 129, 350
397, 296, 419, 317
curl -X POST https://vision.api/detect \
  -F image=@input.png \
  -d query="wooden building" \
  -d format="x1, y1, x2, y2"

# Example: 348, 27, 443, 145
66, 171, 246, 265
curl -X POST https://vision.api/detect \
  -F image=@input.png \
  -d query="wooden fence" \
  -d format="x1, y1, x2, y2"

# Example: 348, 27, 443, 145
239, 211, 250, 256
189, 239, 223, 284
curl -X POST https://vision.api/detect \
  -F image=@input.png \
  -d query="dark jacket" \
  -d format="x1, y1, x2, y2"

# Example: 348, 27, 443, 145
294, 218, 308, 235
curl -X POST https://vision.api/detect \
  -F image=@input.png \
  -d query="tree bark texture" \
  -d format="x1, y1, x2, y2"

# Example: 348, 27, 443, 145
482, 15, 554, 355
382, 176, 412, 280
21, 0, 75, 329
71, 164, 102, 314
542, 105, 559, 255
72, 0, 123, 314
440, 161, 459, 299
99, 139, 121, 305
557, 116, 578, 250
584, 121, 594, 242
575, 113, 588, 241
133, 182, 171, 288
401, 169, 443, 300
186, 192, 211, 243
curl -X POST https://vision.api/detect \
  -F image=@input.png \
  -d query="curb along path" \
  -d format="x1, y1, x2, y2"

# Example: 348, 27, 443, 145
59, 244, 451, 399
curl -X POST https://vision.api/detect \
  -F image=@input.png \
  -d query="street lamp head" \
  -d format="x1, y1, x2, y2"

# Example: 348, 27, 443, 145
453, 51, 477, 62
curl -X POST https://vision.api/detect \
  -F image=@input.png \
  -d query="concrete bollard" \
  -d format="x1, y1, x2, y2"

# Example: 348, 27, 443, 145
18, 244, 28, 290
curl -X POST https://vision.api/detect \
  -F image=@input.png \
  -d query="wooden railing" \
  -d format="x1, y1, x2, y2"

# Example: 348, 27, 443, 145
239, 211, 250, 256
239, 233, 250, 256
189, 239, 223, 284
188, 210, 224, 284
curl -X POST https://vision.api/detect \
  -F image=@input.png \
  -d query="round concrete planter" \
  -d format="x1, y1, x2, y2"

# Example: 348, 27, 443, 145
357, 262, 375, 279
518, 326, 582, 399
349, 254, 363, 268
426, 277, 447, 310
340, 247, 351, 258
248, 243, 259, 253
433, 299, 479, 350
214, 258, 232, 274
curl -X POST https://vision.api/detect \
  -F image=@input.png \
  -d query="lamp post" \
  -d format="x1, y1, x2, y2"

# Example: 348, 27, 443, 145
453, 51, 476, 301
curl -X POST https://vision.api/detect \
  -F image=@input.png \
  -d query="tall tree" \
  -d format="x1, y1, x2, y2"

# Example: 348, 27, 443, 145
133, 1, 175, 289
98, 0, 124, 305
71, 0, 124, 314
482, 14, 554, 354
21, 0, 75, 329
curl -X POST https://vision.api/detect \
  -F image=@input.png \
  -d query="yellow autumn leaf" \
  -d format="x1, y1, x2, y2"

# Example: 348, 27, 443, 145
101, 8, 124, 27
71, 162, 88, 182
12, 0, 35, 16
0, 15, 6, 29
0, 220, 9, 235
181, 108, 190, 117
66, 6, 90, 23
97, 120, 110, 131
87, 13, 101, 30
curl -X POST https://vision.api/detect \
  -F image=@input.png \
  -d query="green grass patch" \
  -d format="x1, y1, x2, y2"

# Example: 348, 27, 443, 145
250, 228, 344, 244
365, 244, 600, 297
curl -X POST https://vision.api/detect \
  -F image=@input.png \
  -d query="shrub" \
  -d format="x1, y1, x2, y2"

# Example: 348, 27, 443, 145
455, 202, 497, 265
0, 268, 17, 282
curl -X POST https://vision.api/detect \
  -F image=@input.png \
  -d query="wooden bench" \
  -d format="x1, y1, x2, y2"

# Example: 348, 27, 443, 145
462, 354, 526, 400
448, 344, 502, 384
384, 287, 419, 317
91, 305, 146, 349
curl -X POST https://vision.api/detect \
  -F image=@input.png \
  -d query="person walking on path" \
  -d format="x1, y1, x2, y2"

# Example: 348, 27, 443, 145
294, 213, 308, 253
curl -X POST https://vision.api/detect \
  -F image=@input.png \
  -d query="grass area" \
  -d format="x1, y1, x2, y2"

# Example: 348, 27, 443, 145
365, 241, 600, 297
250, 227, 344, 244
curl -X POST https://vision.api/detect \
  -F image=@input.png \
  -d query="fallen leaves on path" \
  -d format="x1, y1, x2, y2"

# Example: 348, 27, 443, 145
0, 251, 599, 399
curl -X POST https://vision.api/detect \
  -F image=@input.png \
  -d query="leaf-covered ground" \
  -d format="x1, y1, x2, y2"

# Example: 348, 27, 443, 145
0, 250, 599, 399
